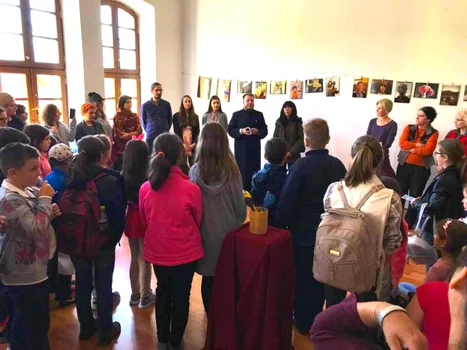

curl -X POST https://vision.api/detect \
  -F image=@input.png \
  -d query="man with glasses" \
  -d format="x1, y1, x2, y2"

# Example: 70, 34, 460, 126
140, 82, 173, 151
0, 93, 24, 132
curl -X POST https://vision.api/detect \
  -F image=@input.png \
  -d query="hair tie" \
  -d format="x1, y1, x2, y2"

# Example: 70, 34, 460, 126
80, 150, 86, 155
157, 151, 164, 156
443, 220, 452, 241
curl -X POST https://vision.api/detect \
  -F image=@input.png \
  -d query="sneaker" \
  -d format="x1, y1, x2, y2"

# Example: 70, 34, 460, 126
169, 340, 184, 350
138, 292, 156, 309
129, 293, 140, 306
97, 321, 121, 347
92, 291, 121, 310
157, 342, 169, 350
59, 296, 76, 307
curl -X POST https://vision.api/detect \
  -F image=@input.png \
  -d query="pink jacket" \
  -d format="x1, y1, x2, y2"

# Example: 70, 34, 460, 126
139, 166, 204, 266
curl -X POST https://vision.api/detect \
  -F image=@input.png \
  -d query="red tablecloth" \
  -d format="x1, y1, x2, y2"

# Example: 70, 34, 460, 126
205, 223, 295, 350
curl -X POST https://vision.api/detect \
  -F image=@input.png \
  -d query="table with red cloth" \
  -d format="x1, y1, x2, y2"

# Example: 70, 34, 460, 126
204, 223, 295, 350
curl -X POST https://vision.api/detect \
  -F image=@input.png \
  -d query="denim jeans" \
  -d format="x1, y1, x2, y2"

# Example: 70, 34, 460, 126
7, 280, 50, 350
71, 249, 115, 338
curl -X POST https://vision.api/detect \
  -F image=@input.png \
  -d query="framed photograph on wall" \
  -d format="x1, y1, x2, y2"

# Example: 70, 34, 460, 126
237, 80, 252, 94
413, 83, 439, 99
197, 76, 212, 100
254, 81, 267, 99
290, 80, 303, 99
370, 79, 393, 95
463, 86, 467, 102
352, 78, 369, 98
270, 80, 287, 94
440, 84, 461, 106
305, 79, 324, 93
326, 77, 340, 97
394, 81, 413, 103
217, 79, 231, 102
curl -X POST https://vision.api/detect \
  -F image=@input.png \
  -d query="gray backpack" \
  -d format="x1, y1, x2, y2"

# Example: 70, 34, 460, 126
313, 183, 385, 293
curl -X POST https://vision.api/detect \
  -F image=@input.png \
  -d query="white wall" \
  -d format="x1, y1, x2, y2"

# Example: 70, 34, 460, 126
181, 0, 467, 168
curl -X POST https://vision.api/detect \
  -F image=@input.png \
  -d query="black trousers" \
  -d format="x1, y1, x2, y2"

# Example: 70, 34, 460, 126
8, 280, 50, 350
293, 246, 325, 333
324, 285, 377, 308
201, 276, 214, 315
153, 261, 197, 347
396, 163, 431, 227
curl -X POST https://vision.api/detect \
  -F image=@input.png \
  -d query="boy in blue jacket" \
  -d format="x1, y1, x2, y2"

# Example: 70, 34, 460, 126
251, 137, 288, 227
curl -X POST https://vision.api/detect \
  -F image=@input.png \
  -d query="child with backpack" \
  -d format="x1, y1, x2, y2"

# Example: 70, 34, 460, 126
318, 135, 402, 307
251, 137, 288, 227
23, 124, 53, 178
57, 135, 126, 346
139, 133, 203, 350
44, 144, 75, 306
0, 143, 59, 350
122, 138, 156, 309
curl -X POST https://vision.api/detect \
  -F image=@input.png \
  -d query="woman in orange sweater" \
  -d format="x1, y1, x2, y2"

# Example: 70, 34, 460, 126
396, 106, 439, 228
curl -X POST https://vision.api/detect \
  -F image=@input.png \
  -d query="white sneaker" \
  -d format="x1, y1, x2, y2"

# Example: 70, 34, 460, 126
138, 292, 156, 309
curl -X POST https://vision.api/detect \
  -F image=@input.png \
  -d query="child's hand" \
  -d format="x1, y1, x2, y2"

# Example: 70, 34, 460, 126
51, 204, 61, 219
39, 181, 55, 198
0, 216, 7, 231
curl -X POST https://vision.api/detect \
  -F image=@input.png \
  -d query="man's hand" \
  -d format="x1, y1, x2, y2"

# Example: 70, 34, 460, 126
382, 311, 428, 350
250, 128, 259, 135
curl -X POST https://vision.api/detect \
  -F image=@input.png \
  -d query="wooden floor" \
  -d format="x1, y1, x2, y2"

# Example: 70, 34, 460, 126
0, 237, 425, 350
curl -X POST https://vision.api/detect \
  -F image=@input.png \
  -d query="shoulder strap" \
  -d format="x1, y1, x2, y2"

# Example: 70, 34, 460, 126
355, 184, 384, 210
337, 182, 350, 208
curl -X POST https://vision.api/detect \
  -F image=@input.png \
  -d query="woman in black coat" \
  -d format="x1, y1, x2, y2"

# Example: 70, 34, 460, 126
273, 101, 305, 169
412, 139, 465, 247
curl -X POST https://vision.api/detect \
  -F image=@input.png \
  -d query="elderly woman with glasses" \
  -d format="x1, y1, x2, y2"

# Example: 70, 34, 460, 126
445, 109, 467, 156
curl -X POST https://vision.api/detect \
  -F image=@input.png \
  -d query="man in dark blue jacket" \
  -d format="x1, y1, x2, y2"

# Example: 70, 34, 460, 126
140, 82, 172, 152
228, 94, 268, 191
276, 118, 346, 335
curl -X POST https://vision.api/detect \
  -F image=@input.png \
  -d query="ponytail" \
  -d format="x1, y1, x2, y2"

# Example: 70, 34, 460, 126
344, 135, 382, 187
147, 133, 183, 191
72, 135, 105, 175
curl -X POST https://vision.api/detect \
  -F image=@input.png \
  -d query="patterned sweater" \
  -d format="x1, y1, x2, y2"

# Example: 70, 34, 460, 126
0, 181, 55, 285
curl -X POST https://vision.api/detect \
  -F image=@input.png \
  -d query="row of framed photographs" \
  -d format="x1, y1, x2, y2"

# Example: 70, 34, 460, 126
197, 76, 467, 106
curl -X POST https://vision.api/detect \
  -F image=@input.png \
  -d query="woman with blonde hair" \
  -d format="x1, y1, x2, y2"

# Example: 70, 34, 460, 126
366, 98, 398, 177
445, 108, 467, 155
189, 122, 246, 314
42, 104, 77, 146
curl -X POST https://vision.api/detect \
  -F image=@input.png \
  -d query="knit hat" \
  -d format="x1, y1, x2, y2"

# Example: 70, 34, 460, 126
48, 143, 73, 163
0, 93, 14, 107
88, 92, 104, 103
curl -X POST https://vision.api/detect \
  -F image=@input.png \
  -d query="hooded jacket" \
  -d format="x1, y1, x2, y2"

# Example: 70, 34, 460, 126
189, 163, 246, 276
63, 164, 126, 250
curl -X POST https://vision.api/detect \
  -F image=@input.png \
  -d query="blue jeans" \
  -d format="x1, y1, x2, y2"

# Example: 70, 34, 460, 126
71, 249, 115, 338
7, 279, 50, 350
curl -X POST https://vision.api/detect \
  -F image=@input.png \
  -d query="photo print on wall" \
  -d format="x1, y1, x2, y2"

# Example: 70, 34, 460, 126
197, 77, 212, 100
290, 80, 303, 99
217, 79, 231, 102
254, 81, 267, 99
326, 77, 340, 96
305, 79, 324, 93
352, 78, 369, 98
237, 81, 253, 94
413, 83, 439, 99
464, 86, 467, 102
370, 79, 393, 95
270, 80, 287, 94
394, 81, 413, 103
440, 84, 461, 106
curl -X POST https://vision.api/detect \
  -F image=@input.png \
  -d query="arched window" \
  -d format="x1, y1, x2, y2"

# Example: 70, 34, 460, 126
0, 0, 67, 123
100, 0, 140, 121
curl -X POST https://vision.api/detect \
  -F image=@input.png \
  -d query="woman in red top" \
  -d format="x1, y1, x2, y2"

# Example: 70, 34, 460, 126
445, 108, 467, 156
111, 95, 143, 171
139, 133, 203, 350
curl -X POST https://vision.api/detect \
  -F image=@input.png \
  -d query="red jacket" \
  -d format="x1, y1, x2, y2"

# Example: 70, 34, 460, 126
445, 129, 467, 156
139, 166, 204, 266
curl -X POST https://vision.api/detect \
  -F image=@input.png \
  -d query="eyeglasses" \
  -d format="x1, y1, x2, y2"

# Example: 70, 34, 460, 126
434, 151, 446, 155
5, 104, 16, 108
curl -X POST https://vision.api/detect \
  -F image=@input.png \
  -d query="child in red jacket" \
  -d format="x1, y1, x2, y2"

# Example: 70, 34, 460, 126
139, 133, 203, 350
